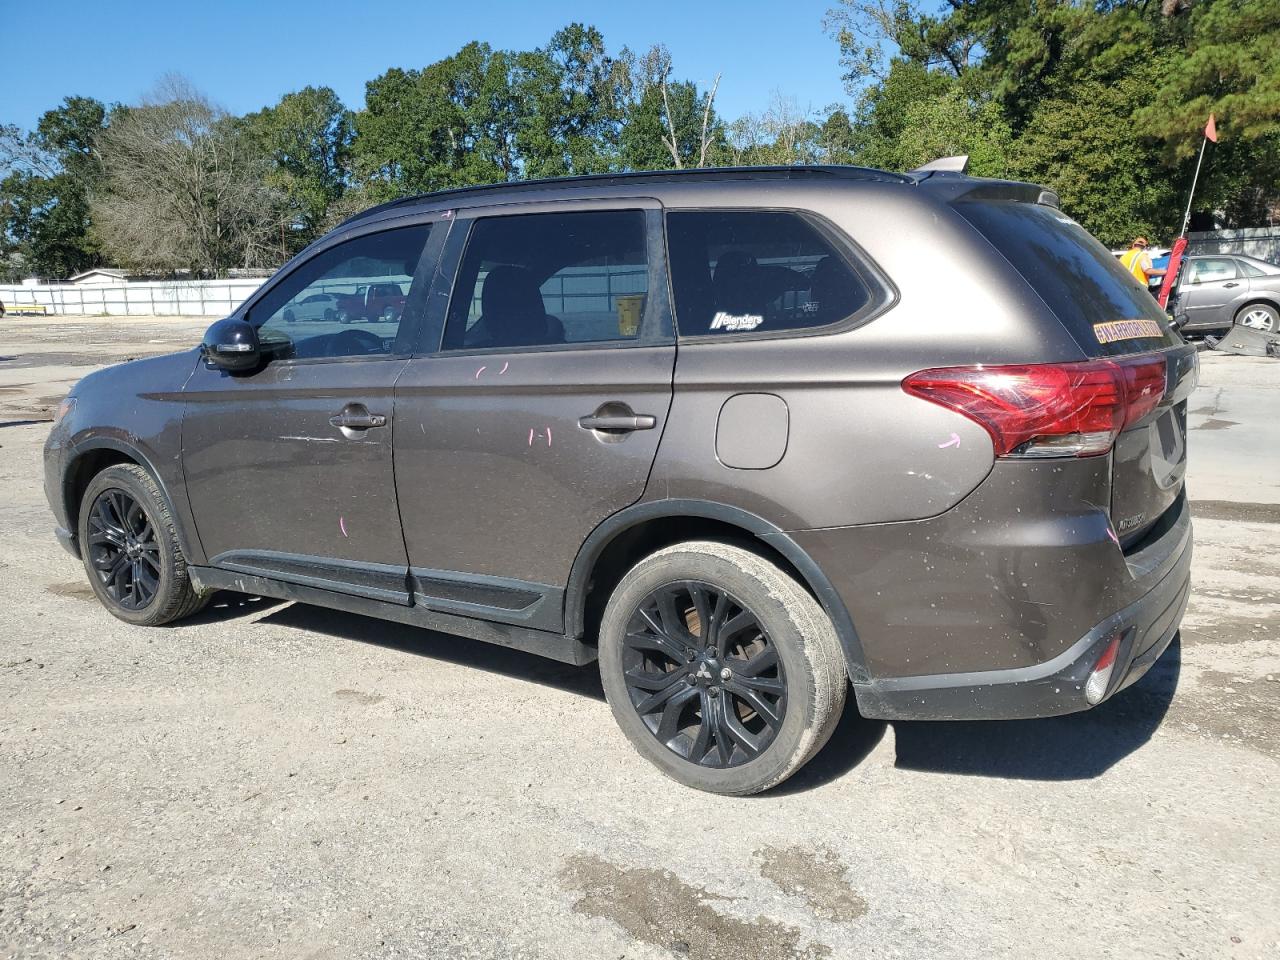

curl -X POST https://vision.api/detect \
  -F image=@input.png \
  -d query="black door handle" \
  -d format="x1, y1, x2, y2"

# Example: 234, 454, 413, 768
329, 408, 387, 430
1224, 282, 1239, 288
578, 413, 657, 432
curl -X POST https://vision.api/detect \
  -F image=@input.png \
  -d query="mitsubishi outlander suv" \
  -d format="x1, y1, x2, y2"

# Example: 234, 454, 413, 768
44, 165, 1195, 795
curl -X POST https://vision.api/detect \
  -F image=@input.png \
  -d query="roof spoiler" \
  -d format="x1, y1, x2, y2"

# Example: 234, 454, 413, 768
910, 155, 969, 175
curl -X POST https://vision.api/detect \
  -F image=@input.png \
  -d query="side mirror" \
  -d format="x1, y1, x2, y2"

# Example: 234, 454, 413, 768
201, 317, 261, 372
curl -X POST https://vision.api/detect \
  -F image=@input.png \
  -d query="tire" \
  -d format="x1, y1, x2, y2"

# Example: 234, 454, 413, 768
1235, 303, 1280, 333
598, 540, 847, 795
77, 463, 208, 627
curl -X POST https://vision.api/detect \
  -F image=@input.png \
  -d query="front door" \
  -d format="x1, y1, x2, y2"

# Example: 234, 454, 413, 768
1179, 256, 1242, 327
182, 221, 438, 602
393, 203, 675, 630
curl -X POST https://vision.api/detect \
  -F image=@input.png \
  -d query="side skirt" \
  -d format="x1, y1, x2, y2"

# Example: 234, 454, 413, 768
188, 566, 597, 666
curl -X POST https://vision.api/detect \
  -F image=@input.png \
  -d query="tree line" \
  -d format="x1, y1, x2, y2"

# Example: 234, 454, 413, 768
1, 3, 1276, 282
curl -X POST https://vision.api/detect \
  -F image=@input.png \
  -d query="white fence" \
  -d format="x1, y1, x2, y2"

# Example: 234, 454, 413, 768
0, 278, 267, 317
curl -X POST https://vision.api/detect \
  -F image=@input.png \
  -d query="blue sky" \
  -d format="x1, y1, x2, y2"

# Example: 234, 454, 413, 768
0, 0, 855, 131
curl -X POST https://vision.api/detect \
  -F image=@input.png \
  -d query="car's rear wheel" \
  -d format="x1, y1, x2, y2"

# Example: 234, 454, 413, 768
77, 464, 207, 626
598, 540, 847, 795
1235, 303, 1280, 333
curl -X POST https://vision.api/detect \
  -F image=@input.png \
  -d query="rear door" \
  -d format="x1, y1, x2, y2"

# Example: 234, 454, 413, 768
392, 200, 675, 630
955, 201, 1195, 545
1180, 257, 1243, 327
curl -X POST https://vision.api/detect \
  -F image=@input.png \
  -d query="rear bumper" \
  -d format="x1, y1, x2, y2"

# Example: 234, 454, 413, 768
854, 510, 1191, 721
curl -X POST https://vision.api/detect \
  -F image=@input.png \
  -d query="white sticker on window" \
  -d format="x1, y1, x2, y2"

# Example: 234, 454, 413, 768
710, 311, 763, 332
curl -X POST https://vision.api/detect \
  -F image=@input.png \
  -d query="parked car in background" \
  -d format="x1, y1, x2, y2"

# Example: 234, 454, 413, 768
44, 165, 1195, 795
281, 292, 341, 323
1171, 254, 1280, 333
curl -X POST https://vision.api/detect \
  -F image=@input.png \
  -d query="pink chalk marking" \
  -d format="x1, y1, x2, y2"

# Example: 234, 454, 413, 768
545, 426, 552, 447
1105, 526, 1120, 547
498, 362, 509, 375
938, 433, 961, 449
528, 428, 535, 446
339, 517, 348, 538
474, 365, 486, 379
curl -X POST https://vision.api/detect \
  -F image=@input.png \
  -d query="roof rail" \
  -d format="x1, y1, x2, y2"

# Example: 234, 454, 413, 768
339, 165, 913, 228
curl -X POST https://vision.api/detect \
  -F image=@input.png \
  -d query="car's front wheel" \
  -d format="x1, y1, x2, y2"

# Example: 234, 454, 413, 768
598, 540, 847, 795
77, 464, 208, 626
1235, 303, 1280, 333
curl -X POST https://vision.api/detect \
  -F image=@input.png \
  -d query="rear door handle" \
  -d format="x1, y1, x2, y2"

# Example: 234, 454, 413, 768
578, 414, 657, 432
329, 408, 387, 430
1223, 282, 1239, 288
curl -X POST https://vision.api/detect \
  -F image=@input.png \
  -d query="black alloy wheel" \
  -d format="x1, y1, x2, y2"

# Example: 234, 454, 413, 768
86, 488, 161, 610
622, 580, 787, 769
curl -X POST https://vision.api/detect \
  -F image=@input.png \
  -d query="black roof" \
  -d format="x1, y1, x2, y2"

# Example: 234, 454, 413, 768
340, 165, 913, 228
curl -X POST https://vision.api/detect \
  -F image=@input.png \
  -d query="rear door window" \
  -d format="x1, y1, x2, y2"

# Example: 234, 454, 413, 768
665, 210, 870, 336
957, 202, 1179, 357
442, 210, 649, 350
1188, 258, 1239, 283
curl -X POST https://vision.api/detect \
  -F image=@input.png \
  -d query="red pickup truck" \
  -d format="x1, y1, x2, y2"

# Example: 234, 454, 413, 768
337, 282, 406, 323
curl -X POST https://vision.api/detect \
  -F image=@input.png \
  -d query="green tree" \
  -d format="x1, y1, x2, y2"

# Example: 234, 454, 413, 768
618, 45, 724, 170
511, 24, 629, 177
242, 86, 353, 251
0, 96, 106, 279
352, 43, 517, 197
826, 0, 1279, 239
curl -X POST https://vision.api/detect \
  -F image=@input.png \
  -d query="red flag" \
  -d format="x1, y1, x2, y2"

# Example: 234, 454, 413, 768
1204, 114, 1218, 143
1158, 236, 1188, 310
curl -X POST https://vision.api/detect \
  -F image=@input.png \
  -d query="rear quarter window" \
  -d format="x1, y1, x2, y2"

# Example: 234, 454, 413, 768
665, 210, 872, 337
957, 201, 1181, 357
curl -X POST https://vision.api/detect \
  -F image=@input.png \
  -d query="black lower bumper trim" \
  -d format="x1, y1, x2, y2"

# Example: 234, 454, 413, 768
854, 529, 1192, 722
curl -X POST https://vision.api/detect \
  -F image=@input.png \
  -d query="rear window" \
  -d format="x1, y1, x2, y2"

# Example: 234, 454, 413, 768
666, 210, 870, 336
957, 202, 1180, 357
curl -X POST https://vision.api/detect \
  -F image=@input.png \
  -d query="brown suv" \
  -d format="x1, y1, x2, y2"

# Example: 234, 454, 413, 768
44, 166, 1195, 794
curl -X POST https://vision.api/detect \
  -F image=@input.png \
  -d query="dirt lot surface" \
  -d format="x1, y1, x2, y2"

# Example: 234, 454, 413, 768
1, 315, 1277, 959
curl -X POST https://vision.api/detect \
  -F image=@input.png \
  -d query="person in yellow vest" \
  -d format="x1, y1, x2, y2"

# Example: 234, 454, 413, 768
1120, 237, 1166, 290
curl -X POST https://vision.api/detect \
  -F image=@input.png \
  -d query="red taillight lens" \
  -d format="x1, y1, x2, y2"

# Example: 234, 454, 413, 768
1115, 356, 1166, 428
903, 356, 1167, 458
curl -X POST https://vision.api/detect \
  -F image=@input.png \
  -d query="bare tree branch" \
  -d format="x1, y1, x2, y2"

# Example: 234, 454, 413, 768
92, 80, 286, 277
659, 79, 683, 169
698, 72, 722, 167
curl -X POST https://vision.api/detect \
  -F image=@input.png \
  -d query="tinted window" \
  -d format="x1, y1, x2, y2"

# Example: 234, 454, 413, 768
1235, 259, 1266, 278
957, 202, 1178, 357
666, 211, 869, 336
443, 210, 648, 350
249, 225, 430, 360
1188, 258, 1239, 283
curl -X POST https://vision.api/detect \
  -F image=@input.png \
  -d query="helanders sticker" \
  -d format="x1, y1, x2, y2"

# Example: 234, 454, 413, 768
1092, 319, 1165, 344
710, 311, 763, 332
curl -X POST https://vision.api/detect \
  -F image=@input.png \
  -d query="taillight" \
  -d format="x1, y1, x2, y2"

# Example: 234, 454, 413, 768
903, 355, 1167, 458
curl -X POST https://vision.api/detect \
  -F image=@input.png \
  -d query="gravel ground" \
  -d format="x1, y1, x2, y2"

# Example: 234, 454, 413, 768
1, 316, 1277, 959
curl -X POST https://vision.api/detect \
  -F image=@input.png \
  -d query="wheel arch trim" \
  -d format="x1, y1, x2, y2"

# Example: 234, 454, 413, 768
63, 436, 203, 564
564, 498, 870, 684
